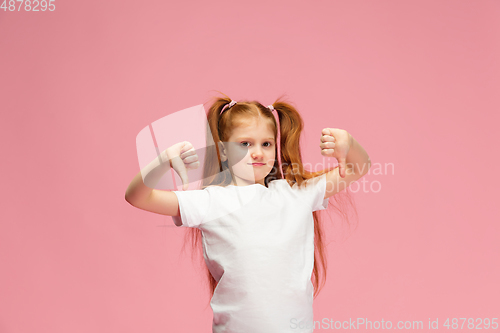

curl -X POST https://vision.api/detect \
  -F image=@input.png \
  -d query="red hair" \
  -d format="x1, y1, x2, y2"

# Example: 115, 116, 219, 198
180, 92, 358, 305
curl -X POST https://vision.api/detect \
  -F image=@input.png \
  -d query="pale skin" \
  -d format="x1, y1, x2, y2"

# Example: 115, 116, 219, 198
218, 116, 276, 187
124, 116, 371, 220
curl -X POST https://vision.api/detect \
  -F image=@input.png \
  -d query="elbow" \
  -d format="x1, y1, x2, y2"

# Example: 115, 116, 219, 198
125, 190, 151, 209
124, 194, 134, 206
125, 191, 139, 207
357, 158, 371, 176
124, 187, 141, 206
124, 189, 132, 203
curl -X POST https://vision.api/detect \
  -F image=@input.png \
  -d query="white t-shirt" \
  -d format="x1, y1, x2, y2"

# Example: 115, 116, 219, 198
172, 173, 328, 333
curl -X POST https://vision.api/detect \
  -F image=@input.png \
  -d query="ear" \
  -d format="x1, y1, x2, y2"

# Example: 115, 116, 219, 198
218, 141, 228, 162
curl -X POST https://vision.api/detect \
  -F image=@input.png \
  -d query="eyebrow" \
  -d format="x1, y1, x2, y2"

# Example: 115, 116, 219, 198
236, 137, 275, 141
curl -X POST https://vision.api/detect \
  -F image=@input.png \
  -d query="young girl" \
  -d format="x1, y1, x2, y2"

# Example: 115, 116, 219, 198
125, 94, 371, 333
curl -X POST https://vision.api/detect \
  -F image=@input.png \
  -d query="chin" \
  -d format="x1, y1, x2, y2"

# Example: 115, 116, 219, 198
231, 163, 273, 182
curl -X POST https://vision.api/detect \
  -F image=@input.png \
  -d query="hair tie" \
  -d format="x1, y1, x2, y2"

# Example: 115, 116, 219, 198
219, 100, 237, 116
267, 103, 282, 177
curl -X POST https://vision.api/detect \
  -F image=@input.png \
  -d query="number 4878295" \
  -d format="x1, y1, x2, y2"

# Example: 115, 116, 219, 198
1, 0, 56, 11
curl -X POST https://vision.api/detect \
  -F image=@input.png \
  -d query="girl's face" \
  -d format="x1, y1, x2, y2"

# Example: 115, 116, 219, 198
220, 117, 276, 186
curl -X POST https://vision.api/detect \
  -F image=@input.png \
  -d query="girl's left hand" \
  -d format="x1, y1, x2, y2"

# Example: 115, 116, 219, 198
320, 128, 352, 178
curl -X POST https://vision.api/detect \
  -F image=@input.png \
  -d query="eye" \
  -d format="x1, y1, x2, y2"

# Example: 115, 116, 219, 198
240, 141, 273, 147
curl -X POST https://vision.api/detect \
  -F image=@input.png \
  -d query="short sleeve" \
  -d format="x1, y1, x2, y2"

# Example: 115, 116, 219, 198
171, 188, 211, 228
292, 173, 329, 212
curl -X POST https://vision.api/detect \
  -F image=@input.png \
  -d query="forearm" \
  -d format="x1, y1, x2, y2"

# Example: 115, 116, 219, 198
125, 150, 171, 203
346, 134, 371, 175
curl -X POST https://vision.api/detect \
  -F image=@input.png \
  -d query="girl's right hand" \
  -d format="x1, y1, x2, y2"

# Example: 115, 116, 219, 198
165, 141, 200, 191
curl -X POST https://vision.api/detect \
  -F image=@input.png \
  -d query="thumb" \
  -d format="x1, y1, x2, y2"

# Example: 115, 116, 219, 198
337, 157, 347, 178
170, 155, 190, 191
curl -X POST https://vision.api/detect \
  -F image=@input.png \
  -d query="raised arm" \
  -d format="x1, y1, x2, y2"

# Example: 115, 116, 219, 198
125, 149, 180, 217
124, 141, 199, 217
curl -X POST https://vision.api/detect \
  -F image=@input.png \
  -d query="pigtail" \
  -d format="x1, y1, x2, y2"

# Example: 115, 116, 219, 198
181, 94, 235, 306
272, 96, 358, 298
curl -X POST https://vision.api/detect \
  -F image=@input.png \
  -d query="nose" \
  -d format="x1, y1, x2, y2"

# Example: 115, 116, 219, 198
250, 146, 264, 160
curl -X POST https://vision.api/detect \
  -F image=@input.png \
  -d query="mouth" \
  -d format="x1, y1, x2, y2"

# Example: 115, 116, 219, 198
249, 163, 266, 166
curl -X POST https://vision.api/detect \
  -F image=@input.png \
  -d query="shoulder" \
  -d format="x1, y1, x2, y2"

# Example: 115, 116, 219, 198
266, 176, 322, 191
267, 178, 292, 189
198, 184, 227, 191
270, 175, 328, 211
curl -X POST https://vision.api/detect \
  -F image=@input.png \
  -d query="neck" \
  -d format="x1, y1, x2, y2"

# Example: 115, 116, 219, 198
230, 176, 265, 187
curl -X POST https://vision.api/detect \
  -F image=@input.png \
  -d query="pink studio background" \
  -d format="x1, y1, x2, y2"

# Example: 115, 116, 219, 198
1, 1, 499, 332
